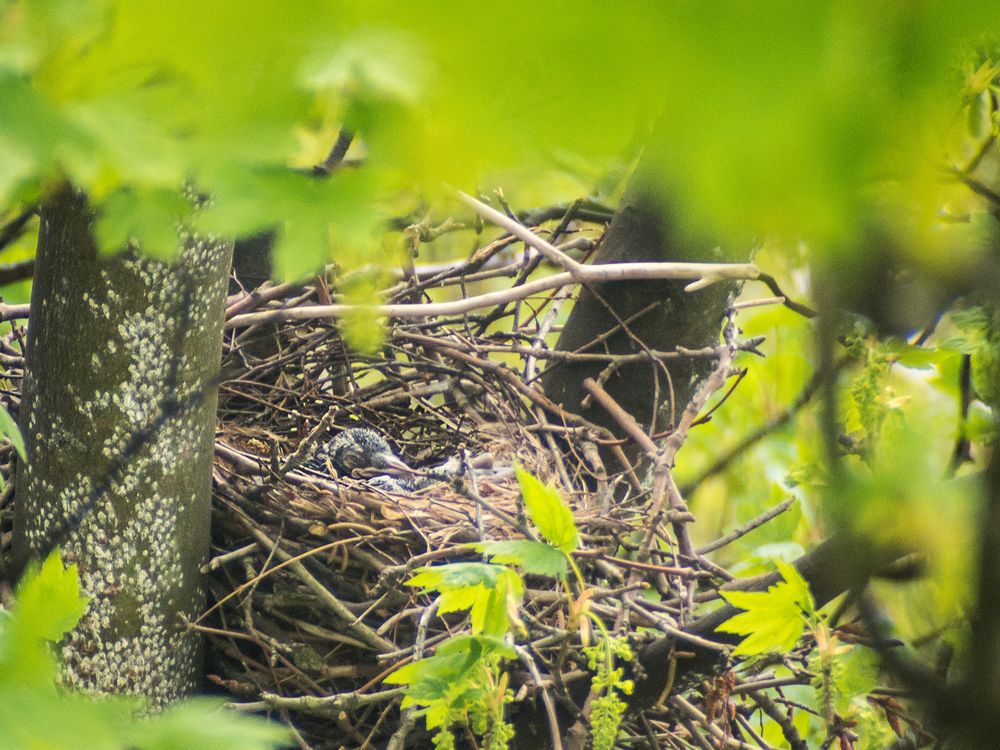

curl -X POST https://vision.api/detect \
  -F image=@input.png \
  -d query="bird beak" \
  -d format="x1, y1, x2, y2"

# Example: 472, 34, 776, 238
383, 454, 417, 475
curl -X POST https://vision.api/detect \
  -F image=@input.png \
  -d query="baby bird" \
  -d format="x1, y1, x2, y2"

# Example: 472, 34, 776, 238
301, 427, 481, 493
303, 428, 412, 478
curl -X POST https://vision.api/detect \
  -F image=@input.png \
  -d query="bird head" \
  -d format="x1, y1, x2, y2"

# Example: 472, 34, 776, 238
323, 428, 412, 477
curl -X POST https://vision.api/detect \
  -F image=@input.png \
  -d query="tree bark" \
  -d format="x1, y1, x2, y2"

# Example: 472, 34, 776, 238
541, 160, 750, 468
12, 187, 233, 705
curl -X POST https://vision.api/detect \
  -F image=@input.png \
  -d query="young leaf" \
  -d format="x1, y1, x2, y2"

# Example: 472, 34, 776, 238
93, 187, 193, 259
476, 540, 569, 579
124, 697, 291, 750
515, 467, 579, 553
406, 563, 523, 636
406, 562, 505, 592
774, 560, 816, 619
470, 569, 522, 637
436, 585, 481, 616
0, 404, 26, 460
0, 550, 89, 689
387, 635, 515, 692
718, 562, 816, 656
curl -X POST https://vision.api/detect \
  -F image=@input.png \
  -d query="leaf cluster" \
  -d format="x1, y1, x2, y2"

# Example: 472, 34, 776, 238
389, 467, 633, 749
3, 1, 997, 281
0, 551, 289, 750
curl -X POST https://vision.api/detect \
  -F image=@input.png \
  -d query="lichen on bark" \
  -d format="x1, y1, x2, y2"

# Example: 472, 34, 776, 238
13, 187, 233, 705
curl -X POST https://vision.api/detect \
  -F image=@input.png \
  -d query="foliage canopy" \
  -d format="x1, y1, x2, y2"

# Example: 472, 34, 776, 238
1, 0, 996, 276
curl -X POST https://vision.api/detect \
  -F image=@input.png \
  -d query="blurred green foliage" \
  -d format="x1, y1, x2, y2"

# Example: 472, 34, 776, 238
0, 551, 289, 750
1, 0, 996, 275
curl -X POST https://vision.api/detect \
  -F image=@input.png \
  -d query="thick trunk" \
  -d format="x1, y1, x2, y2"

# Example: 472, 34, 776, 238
13, 187, 233, 704
541, 163, 750, 467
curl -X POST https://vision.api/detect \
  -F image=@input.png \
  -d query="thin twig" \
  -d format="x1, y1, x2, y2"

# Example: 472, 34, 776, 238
313, 127, 355, 176
696, 497, 798, 555
226, 259, 761, 328
515, 644, 565, 750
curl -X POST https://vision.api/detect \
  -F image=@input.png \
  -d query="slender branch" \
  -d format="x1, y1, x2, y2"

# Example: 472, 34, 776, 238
755, 273, 817, 318
457, 190, 585, 277
670, 695, 762, 749
0, 260, 34, 285
945, 354, 973, 478
696, 497, 798, 555
680, 358, 845, 495
515, 644, 565, 750
255, 688, 404, 717
581, 377, 658, 456
313, 127, 355, 176
0, 206, 36, 254
947, 164, 1000, 205
0, 303, 30, 322
227, 259, 760, 328
747, 689, 808, 750
398, 330, 764, 364
387, 599, 440, 750
238, 520, 396, 653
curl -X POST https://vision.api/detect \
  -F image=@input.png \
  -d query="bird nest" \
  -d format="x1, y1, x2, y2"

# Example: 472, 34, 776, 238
202, 213, 767, 749
0, 206, 772, 748
205, 219, 676, 748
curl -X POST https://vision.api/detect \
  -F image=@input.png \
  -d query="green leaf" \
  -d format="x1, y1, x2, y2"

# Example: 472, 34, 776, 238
0, 550, 89, 688
125, 698, 291, 750
406, 563, 523, 636
476, 540, 569, 579
0, 0, 110, 74
774, 560, 816, 619
890, 342, 951, 370
437, 585, 481, 616
406, 562, 505, 592
0, 71, 95, 198
386, 637, 483, 698
387, 634, 515, 696
0, 686, 138, 750
515, 467, 579, 553
470, 569, 522, 637
827, 645, 880, 715
301, 30, 430, 104
93, 187, 193, 259
0, 404, 26, 460
339, 306, 384, 355
718, 562, 816, 656
0, 686, 289, 750
0, 549, 287, 749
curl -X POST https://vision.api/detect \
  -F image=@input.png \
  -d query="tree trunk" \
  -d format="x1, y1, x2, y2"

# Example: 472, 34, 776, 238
542, 161, 750, 467
12, 187, 233, 705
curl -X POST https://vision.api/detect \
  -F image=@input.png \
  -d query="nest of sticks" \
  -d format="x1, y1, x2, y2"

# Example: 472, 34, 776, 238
203, 209, 767, 750
0, 206, 782, 749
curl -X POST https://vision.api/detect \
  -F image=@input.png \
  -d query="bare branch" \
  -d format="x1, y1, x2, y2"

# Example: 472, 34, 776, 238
226, 259, 760, 328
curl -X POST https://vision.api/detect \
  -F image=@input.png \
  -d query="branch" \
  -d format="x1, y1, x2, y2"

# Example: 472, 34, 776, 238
0, 206, 36, 254
755, 272, 817, 318
240, 520, 396, 653
457, 190, 586, 277
0, 260, 34, 285
253, 688, 403, 717
680, 358, 845, 495
515, 645, 565, 750
696, 497, 798, 555
225, 260, 761, 328
629, 534, 906, 709
312, 126, 355, 176
0, 303, 30, 322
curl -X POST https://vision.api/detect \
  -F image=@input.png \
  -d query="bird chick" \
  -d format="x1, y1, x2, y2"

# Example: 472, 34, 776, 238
303, 428, 412, 479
